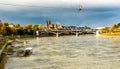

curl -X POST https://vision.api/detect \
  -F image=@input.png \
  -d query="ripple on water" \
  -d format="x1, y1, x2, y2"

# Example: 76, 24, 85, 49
5, 35, 120, 69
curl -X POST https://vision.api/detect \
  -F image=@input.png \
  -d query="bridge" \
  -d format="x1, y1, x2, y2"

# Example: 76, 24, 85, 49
36, 29, 97, 37
47, 30, 83, 37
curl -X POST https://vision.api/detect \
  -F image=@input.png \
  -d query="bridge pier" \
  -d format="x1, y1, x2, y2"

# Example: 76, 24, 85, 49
56, 32, 59, 37
76, 32, 79, 37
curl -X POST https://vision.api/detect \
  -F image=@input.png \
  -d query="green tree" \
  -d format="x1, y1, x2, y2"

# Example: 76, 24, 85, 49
1, 22, 11, 35
116, 23, 120, 28
24, 24, 34, 35
15, 24, 20, 28
0, 22, 3, 34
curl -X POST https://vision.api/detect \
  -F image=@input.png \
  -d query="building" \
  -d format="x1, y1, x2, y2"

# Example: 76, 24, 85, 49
46, 20, 62, 30
8, 24, 14, 28
46, 19, 51, 29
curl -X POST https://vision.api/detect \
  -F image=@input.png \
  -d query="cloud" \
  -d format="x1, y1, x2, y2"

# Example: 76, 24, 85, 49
0, 0, 120, 9
0, 0, 120, 27
83, 0, 120, 7
0, 0, 120, 12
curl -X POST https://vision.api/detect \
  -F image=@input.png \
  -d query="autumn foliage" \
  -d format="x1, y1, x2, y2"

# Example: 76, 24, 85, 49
0, 22, 43, 35
98, 23, 120, 35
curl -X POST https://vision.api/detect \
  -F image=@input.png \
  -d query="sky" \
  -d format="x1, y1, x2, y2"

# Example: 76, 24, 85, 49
0, 0, 120, 28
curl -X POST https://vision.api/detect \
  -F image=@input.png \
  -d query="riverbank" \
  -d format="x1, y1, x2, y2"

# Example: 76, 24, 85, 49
0, 37, 29, 69
0, 44, 5, 49
0, 41, 8, 69
0, 53, 7, 69
0, 36, 26, 68
98, 33, 120, 36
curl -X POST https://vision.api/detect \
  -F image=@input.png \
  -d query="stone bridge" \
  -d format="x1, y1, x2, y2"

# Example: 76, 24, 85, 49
36, 29, 96, 37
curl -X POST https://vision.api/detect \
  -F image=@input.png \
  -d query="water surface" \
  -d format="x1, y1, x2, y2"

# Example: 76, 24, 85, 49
5, 35, 120, 69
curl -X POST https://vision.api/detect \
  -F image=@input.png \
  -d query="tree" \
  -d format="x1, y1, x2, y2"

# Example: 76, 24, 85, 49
118, 26, 120, 32
98, 28, 106, 34
109, 27, 114, 33
38, 24, 43, 30
32, 25, 37, 31
24, 24, 34, 35
116, 23, 120, 28
1, 24, 7, 35
1, 22, 10, 35
0, 22, 3, 34
3, 22, 8, 27
10, 24, 16, 34
15, 24, 20, 28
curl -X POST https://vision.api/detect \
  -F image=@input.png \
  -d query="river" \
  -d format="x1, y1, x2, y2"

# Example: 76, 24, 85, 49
5, 35, 120, 69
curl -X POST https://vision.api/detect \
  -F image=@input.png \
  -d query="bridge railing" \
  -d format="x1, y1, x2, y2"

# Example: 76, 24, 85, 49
46, 29, 83, 32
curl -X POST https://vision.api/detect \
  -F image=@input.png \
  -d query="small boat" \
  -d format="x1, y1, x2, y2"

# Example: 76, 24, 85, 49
16, 47, 33, 56
16, 49, 25, 56
24, 47, 33, 56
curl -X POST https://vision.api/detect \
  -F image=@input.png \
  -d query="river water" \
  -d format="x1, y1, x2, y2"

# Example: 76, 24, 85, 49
5, 35, 120, 69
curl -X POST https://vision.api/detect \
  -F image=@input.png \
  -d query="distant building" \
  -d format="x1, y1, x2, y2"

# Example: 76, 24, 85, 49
9, 24, 14, 28
46, 19, 51, 29
34, 25, 38, 27
77, 26, 91, 31
56, 22, 62, 29
67, 26, 76, 30
46, 20, 63, 30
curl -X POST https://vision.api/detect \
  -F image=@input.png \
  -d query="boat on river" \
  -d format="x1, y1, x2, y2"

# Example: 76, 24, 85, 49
16, 47, 33, 56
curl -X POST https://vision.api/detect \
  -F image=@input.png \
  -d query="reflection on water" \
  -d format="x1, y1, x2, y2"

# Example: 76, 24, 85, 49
5, 35, 120, 69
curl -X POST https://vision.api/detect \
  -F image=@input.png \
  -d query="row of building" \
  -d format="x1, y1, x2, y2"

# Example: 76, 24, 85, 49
45, 20, 96, 32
